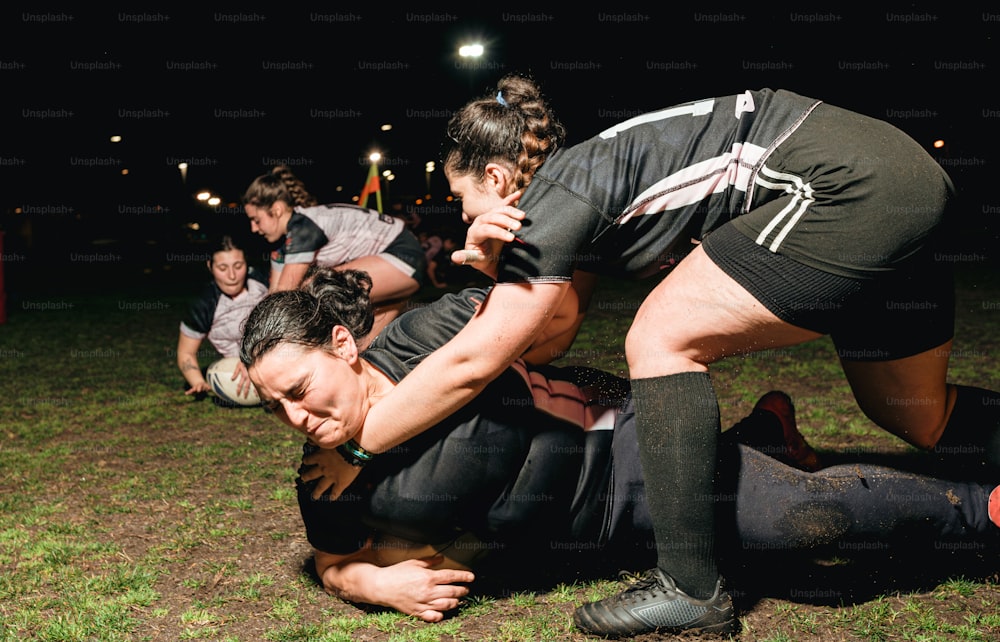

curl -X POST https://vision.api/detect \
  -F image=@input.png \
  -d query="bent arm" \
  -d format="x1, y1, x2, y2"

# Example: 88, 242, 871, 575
272, 261, 310, 292
314, 544, 475, 622
521, 270, 599, 366
359, 280, 571, 453
177, 333, 209, 393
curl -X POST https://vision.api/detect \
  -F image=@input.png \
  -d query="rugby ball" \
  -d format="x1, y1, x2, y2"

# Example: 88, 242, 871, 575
206, 357, 261, 407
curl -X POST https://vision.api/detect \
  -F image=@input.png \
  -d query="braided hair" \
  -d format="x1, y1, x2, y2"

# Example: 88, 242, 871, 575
443, 73, 566, 193
242, 165, 318, 210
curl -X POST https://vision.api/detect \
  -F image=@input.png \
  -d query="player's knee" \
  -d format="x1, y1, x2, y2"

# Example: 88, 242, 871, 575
625, 328, 703, 376
624, 326, 643, 365
625, 325, 668, 371
858, 399, 949, 450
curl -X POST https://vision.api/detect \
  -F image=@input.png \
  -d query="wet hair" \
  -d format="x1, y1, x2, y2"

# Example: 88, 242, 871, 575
239, 267, 375, 368
442, 73, 566, 192
241, 165, 318, 210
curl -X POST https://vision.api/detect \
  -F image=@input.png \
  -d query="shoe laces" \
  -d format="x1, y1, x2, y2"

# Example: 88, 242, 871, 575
617, 569, 667, 594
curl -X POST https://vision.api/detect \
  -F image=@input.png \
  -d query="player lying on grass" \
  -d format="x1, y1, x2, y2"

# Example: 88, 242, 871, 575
240, 266, 1000, 623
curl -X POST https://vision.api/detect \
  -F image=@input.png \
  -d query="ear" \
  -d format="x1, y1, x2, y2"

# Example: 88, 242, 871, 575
483, 162, 515, 196
270, 200, 292, 218
331, 325, 360, 364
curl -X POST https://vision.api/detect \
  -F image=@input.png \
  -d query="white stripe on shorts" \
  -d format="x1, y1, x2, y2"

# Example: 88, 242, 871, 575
753, 164, 815, 251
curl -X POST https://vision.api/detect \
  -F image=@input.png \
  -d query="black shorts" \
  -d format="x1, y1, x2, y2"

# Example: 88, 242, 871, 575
702, 223, 955, 362
380, 229, 427, 285
729, 101, 954, 279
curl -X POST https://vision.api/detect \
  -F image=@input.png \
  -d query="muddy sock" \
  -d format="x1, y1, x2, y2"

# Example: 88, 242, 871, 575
632, 372, 719, 599
935, 385, 1000, 477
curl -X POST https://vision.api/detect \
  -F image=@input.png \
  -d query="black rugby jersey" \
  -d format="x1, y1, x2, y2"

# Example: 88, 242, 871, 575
500, 89, 820, 281
297, 288, 625, 556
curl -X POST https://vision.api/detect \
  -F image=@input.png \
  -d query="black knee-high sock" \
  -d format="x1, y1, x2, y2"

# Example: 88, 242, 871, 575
935, 385, 1000, 478
632, 372, 720, 599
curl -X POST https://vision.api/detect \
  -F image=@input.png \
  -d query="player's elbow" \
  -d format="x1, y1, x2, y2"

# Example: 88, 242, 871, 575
449, 345, 517, 392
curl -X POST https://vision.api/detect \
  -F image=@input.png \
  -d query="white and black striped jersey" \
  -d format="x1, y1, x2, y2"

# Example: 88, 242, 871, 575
271, 203, 406, 274
179, 268, 268, 358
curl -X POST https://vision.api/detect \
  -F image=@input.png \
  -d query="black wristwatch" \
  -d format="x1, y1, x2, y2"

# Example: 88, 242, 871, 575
336, 438, 375, 467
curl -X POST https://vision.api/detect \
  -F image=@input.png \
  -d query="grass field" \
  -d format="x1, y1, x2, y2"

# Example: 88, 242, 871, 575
0, 261, 998, 641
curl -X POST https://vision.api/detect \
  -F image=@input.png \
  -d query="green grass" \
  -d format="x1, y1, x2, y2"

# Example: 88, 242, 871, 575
0, 264, 998, 641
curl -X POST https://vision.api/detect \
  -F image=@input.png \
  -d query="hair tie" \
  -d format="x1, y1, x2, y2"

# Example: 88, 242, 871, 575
496, 90, 508, 107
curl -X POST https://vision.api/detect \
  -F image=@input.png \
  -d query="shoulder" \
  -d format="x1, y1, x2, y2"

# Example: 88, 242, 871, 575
285, 209, 329, 250
190, 280, 222, 307
183, 281, 223, 329
370, 286, 491, 360
287, 208, 316, 228
245, 274, 269, 299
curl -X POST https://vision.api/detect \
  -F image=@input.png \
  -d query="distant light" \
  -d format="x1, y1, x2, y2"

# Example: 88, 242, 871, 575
459, 43, 484, 58
933, 139, 945, 149
121, 168, 129, 176
196, 191, 211, 201
177, 162, 188, 170
110, 135, 122, 143
369, 152, 382, 163
207, 196, 221, 206
425, 161, 435, 172
380, 123, 393, 132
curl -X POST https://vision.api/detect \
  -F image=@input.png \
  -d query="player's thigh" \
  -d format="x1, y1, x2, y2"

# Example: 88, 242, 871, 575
626, 243, 822, 377
840, 342, 955, 449
338, 255, 420, 301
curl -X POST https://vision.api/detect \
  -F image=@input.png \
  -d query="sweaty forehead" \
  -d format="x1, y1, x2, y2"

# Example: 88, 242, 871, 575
248, 345, 308, 391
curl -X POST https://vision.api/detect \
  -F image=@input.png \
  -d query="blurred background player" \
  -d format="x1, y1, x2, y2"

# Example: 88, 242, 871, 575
177, 234, 267, 404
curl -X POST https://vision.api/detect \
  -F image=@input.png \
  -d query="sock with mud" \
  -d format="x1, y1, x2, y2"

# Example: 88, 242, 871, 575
632, 372, 720, 599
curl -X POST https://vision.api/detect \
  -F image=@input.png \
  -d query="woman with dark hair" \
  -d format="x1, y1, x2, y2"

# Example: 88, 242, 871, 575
239, 266, 999, 626
177, 234, 267, 403
308, 75, 1000, 637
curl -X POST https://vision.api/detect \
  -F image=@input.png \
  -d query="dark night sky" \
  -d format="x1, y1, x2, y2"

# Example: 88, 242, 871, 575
2, 7, 998, 294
